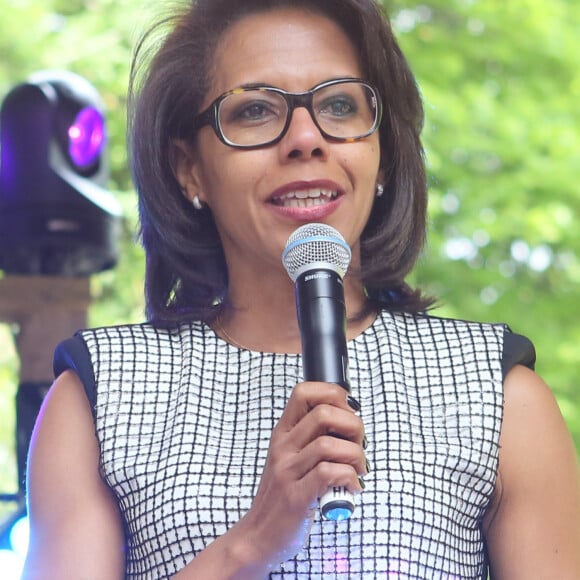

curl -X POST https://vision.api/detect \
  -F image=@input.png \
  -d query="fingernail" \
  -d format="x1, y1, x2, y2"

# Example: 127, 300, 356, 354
365, 457, 372, 474
347, 395, 361, 412
358, 476, 366, 490
362, 435, 369, 450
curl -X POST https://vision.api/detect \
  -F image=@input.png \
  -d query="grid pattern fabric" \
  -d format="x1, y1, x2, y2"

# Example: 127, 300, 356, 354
75, 311, 506, 579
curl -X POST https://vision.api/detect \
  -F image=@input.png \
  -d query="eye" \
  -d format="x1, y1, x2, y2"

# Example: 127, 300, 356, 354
234, 101, 276, 121
318, 95, 358, 118
223, 92, 284, 126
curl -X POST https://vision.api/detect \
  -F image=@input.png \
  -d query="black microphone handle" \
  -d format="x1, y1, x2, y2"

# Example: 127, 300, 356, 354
295, 269, 350, 391
295, 268, 356, 521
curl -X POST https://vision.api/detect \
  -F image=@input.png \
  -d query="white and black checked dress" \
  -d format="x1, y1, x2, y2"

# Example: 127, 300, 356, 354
54, 310, 535, 579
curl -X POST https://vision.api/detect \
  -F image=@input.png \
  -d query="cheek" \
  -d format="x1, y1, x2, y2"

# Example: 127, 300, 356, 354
367, 141, 382, 172
348, 136, 381, 168
201, 152, 266, 209
347, 145, 381, 188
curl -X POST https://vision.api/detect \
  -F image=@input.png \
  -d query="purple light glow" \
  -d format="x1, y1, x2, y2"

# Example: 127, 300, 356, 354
324, 550, 350, 574
68, 106, 105, 168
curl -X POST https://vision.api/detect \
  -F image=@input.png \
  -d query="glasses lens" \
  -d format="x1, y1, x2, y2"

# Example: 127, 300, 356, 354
218, 88, 287, 147
313, 81, 379, 140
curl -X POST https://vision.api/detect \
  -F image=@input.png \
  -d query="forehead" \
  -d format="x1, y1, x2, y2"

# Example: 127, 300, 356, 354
207, 8, 363, 98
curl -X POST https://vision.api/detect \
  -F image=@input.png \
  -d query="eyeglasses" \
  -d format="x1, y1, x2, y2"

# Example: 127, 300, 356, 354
192, 78, 382, 149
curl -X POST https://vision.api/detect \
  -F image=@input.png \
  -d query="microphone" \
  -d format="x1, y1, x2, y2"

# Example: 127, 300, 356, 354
282, 222, 355, 521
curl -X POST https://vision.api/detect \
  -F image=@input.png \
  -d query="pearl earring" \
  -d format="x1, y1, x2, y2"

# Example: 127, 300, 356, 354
376, 184, 384, 198
192, 195, 203, 210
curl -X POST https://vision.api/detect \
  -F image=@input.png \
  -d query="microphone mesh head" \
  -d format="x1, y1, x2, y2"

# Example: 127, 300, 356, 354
282, 223, 352, 282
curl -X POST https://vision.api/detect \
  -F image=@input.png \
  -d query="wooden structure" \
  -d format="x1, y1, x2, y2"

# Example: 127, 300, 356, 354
0, 275, 91, 492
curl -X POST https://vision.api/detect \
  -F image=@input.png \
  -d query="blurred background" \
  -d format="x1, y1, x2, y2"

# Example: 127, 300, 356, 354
0, 0, 578, 573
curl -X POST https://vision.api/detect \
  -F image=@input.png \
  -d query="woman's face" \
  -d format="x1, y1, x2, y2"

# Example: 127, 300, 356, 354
178, 8, 382, 277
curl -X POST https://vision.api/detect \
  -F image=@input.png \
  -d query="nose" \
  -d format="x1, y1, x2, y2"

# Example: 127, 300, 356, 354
278, 106, 329, 161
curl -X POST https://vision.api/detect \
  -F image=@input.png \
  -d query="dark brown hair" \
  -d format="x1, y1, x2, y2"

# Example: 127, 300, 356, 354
128, 0, 433, 325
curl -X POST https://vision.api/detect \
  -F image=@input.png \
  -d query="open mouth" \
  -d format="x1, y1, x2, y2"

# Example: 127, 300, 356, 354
271, 188, 339, 208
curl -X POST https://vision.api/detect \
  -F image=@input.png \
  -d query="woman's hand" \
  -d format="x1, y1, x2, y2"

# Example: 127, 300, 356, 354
232, 381, 367, 571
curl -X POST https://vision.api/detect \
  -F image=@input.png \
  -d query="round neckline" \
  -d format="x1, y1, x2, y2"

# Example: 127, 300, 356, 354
204, 311, 382, 355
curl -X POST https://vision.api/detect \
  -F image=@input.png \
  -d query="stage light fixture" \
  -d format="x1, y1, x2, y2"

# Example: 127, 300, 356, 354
0, 70, 123, 577
0, 69, 122, 276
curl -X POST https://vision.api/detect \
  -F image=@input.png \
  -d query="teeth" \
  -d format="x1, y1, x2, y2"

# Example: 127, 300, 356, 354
284, 197, 327, 208
274, 189, 338, 207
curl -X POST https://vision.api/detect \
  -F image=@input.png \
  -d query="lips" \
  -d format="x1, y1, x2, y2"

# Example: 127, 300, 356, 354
271, 188, 339, 208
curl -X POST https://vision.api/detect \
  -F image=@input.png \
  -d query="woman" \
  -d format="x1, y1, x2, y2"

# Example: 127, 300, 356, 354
23, 0, 580, 578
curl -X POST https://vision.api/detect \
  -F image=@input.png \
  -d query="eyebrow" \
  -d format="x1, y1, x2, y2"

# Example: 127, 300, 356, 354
236, 82, 273, 90
233, 76, 361, 93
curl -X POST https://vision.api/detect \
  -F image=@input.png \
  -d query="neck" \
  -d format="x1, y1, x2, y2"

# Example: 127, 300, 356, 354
214, 271, 373, 353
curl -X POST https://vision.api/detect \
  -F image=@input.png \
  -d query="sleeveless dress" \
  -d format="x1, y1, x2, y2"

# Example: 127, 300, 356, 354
54, 310, 535, 579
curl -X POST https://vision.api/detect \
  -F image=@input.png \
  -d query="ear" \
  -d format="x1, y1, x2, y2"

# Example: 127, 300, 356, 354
171, 139, 206, 204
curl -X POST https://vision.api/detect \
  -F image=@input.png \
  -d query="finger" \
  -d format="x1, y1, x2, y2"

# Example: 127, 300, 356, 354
296, 435, 368, 480
275, 381, 355, 432
286, 403, 365, 451
299, 459, 365, 499
264, 410, 366, 498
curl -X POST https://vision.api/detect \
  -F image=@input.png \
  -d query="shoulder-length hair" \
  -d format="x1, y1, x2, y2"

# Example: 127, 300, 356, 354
128, 0, 434, 325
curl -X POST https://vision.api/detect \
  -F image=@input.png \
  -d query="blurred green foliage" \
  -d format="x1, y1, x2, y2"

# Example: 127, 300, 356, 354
0, 0, 578, 502
391, 0, 580, 444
